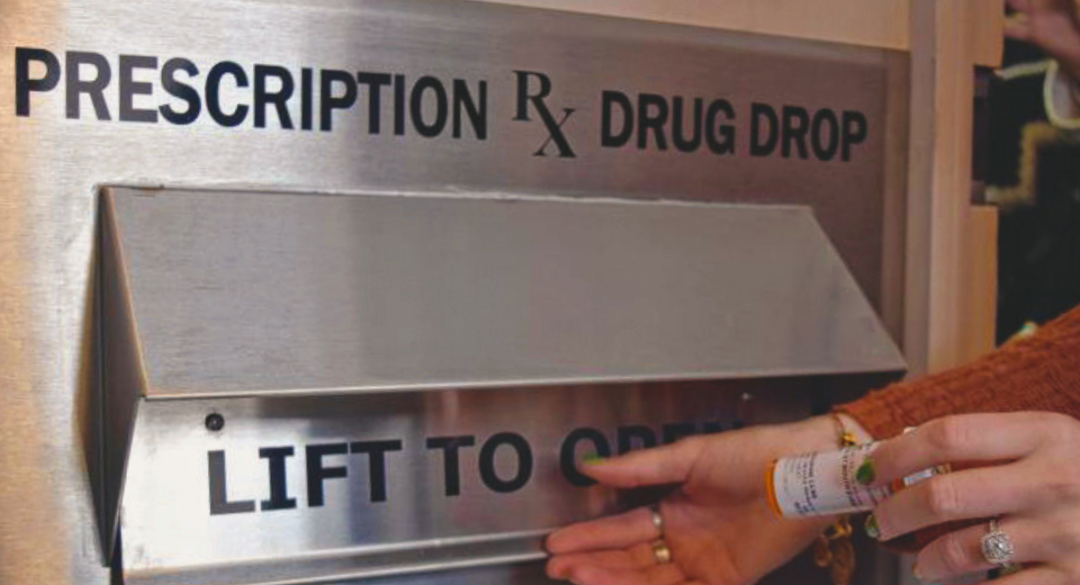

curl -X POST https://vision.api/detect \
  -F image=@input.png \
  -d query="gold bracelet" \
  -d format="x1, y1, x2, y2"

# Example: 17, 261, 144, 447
830, 412, 859, 448
811, 413, 860, 585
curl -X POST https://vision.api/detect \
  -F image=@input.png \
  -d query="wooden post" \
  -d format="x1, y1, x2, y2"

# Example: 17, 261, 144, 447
904, 0, 1002, 376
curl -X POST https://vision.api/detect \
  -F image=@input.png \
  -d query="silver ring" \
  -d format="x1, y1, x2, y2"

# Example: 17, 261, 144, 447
980, 518, 1017, 568
651, 539, 672, 565
649, 504, 664, 537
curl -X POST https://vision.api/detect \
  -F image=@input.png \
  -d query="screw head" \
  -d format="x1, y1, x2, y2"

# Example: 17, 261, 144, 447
205, 413, 225, 432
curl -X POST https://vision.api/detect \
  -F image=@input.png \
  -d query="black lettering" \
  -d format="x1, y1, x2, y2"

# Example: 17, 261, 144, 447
206, 61, 249, 127
426, 436, 476, 497
208, 450, 256, 515
560, 428, 611, 487
66, 51, 111, 121
301, 68, 314, 131
452, 79, 487, 140
750, 103, 778, 157
662, 422, 698, 444
410, 76, 448, 138
357, 72, 391, 134
254, 65, 295, 129
15, 47, 61, 117
305, 442, 348, 507
616, 425, 657, 455
637, 93, 668, 151
393, 74, 406, 135
320, 69, 356, 132
350, 440, 403, 503
259, 446, 297, 511
160, 58, 201, 125
811, 109, 840, 161
533, 109, 576, 157
705, 99, 736, 155
118, 55, 157, 123
671, 97, 702, 153
513, 70, 550, 121
479, 432, 533, 493
842, 110, 868, 162
601, 91, 633, 148
782, 105, 810, 159
512, 71, 575, 156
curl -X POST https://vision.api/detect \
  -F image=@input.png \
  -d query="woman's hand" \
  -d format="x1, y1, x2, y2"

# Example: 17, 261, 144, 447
863, 412, 1080, 584
545, 416, 860, 585
1006, 0, 1080, 81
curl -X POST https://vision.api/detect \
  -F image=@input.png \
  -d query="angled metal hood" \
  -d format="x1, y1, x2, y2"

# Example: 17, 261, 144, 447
102, 187, 903, 396
98, 187, 905, 582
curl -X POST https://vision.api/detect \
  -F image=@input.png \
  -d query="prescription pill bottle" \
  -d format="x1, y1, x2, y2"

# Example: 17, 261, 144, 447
764, 443, 949, 518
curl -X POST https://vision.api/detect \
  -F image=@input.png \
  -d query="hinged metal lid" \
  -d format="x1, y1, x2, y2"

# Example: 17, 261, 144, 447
102, 187, 904, 398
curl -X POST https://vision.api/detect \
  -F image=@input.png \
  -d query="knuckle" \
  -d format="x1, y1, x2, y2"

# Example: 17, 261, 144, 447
1035, 412, 1079, 435
1065, 565, 1080, 585
676, 435, 707, 458
1052, 563, 1080, 585
935, 532, 974, 577
925, 417, 971, 455
1051, 411, 1078, 428
924, 477, 963, 519
1046, 473, 1080, 504
1058, 524, 1080, 555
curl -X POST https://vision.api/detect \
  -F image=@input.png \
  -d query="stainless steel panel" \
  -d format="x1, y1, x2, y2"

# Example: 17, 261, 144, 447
104, 188, 904, 398
119, 380, 817, 585
0, 1, 910, 584
104, 189, 904, 584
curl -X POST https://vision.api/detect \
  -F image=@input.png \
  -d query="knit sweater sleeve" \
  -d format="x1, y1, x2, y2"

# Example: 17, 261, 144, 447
837, 303, 1080, 440
833, 305, 1080, 552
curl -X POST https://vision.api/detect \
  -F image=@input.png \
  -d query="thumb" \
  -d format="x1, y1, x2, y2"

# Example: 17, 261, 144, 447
582, 438, 705, 488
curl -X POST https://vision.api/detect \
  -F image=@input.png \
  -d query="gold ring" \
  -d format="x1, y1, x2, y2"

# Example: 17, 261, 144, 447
649, 504, 664, 537
651, 539, 672, 565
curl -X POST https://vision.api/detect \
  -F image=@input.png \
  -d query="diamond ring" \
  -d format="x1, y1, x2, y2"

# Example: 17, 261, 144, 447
980, 518, 1017, 568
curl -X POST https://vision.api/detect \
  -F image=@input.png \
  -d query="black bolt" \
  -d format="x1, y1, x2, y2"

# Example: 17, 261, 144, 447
205, 413, 225, 432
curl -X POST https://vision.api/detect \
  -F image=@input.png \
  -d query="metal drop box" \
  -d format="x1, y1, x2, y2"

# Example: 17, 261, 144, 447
0, 1, 912, 584
99, 188, 904, 584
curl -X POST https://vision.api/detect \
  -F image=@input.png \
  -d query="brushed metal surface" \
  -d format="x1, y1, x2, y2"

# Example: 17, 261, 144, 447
102, 190, 904, 582
118, 380, 820, 584
0, 1, 909, 584
104, 189, 905, 398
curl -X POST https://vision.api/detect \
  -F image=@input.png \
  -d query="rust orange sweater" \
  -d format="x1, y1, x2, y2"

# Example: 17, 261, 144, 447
839, 303, 1080, 437
836, 303, 1080, 550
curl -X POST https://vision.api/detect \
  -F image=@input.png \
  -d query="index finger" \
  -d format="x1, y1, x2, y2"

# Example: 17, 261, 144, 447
867, 413, 1051, 486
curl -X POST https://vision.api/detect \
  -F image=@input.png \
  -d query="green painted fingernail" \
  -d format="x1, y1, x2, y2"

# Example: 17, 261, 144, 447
865, 514, 881, 540
855, 457, 876, 485
581, 453, 605, 465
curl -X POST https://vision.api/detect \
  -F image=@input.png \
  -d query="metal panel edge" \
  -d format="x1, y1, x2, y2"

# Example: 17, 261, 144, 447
100, 190, 149, 563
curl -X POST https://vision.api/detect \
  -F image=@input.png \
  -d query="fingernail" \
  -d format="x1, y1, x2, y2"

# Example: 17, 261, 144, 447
912, 561, 925, 581
581, 453, 605, 465
855, 457, 876, 485
864, 514, 881, 540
